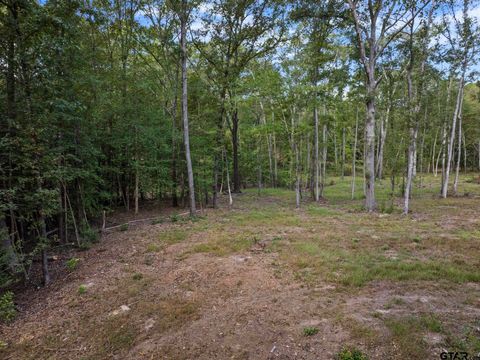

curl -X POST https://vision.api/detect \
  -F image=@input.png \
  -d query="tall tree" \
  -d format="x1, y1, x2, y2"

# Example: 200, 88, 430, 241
347, 0, 427, 211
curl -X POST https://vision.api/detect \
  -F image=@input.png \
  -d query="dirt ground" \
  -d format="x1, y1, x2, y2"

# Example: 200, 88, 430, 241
1, 177, 480, 360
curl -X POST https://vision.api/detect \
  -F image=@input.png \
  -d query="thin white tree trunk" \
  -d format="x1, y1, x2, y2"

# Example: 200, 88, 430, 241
453, 111, 463, 194
442, 76, 465, 198
180, 0, 196, 215
322, 123, 327, 197
224, 148, 233, 207
314, 105, 320, 201
341, 127, 346, 180
351, 108, 359, 200
295, 143, 300, 208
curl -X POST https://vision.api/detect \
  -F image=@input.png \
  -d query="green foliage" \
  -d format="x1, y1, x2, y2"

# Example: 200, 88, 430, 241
335, 347, 368, 360
80, 225, 99, 244
169, 214, 180, 223
66, 258, 80, 271
78, 285, 87, 295
0, 291, 16, 323
303, 327, 319, 336
119, 224, 129, 232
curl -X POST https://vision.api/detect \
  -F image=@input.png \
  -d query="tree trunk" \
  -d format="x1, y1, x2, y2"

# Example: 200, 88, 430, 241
224, 148, 233, 207
431, 129, 438, 175
171, 70, 179, 207
314, 105, 320, 201
321, 123, 327, 197
272, 110, 278, 187
351, 108, 359, 200
180, 0, 196, 216
376, 106, 389, 179
232, 108, 241, 193
40, 214, 50, 286
404, 126, 418, 214
453, 112, 463, 195
134, 166, 139, 215
442, 75, 465, 198
341, 127, 346, 180
295, 143, 300, 208
364, 89, 376, 211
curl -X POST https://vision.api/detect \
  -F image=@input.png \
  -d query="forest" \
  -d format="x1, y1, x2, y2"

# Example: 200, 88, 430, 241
1, 0, 480, 359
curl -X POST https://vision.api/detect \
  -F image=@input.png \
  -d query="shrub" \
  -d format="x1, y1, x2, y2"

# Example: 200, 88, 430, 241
0, 291, 16, 323
119, 223, 129, 231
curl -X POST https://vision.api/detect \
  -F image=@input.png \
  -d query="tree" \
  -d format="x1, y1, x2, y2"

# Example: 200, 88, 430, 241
194, 0, 285, 196
346, 0, 428, 211
440, 0, 479, 198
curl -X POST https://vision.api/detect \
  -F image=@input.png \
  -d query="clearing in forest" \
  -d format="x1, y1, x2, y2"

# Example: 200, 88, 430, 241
1, 175, 480, 360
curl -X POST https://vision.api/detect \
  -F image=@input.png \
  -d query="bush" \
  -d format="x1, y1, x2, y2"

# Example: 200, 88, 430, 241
119, 223, 129, 232
0, 291, 16, 323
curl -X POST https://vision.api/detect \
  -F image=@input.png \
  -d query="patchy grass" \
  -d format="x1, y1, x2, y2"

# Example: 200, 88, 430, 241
335, 347, 369, 360
384, 314, 444, 358
146, 243, 161, 253
158, 228, 189, 245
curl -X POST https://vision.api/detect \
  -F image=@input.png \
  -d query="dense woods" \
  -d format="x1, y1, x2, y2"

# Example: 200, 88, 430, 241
1, 0, 479, 290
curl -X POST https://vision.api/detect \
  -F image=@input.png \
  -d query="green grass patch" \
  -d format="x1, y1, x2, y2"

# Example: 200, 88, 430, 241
285, 245, 480, 287
159, 228, 188, 245
146, 243, 161, 253
303, 326, 319, 336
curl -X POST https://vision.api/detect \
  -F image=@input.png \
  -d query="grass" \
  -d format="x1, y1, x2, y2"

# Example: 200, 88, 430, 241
303, 326, 319, 336
335, 347, 369, 360
173, 174, 480, 288
384, 314, 444, 358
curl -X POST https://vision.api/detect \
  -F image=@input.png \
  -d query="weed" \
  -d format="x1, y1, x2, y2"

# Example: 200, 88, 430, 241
66, 257, 80, 271
80, 224, 99, 244
119, 224, 129, 232
132, 273, 143, 281
0, 291, 16, 323
78, 284, 87, 294
79, 241, 92, 250
303, 327, 319, 336
335, 347, 368, 360
146, 243, 160, 253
